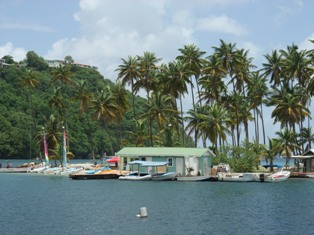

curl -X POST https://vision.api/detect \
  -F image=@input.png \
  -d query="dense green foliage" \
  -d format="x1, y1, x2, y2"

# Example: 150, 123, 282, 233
0, 60, 150, 160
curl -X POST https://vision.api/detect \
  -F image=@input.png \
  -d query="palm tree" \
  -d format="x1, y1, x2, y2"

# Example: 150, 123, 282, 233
185, 105, 205, 147
70, 79, 96, 160
299, 127, 314, 150
116, 55, 141, 117
140, 91, 178, 146
199, 54, 227, 104
124, 118, 150, 147
267, 83, 310, 131
136, 52, 162, 146
20, 69, 40, 159
48, 87, 66, 122
50, 65, 73, 87
136, 51, 162, 99
176, 44, 206, 107
275, 128, 300, 165
263, 137, 281, 171
280, 46, 314, 152
161, 60, 191, 144
248, 139, 267, 170
247, 71, 269, 145
199, 103, 230, 150
90, 86, 119, 155
261, 50, 282, 87
50, 65, 73, 150
111, 82, 129, 149
71, 80, 93, 115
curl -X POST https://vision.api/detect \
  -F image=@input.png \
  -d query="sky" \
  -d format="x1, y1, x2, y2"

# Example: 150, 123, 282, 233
1, 0, 314, 143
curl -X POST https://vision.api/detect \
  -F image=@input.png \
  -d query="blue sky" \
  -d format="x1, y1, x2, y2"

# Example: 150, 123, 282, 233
1, 0, 314, 142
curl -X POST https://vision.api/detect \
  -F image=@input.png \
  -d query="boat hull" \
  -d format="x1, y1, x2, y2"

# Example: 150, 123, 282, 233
119, 174, 152, 181
217, 172, 261, 182
151, 172, 176, 181
176, 175, 211, 182
264, 171, 290, 182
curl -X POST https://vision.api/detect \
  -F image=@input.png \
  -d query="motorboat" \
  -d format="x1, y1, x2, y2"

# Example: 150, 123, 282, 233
176, 175, 211, 182
118, 160, 175, 181
264, 170, 290, 182
217, 172, 261, 182
119, 172, 152, 181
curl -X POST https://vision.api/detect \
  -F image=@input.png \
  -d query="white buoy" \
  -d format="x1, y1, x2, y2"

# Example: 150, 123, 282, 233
136, 207, 148, 218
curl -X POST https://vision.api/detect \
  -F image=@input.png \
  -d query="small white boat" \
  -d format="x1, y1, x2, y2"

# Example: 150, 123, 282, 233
217, 172, 261, 182
264, 170, 290, 182
119, 160, 175, 181
119, 172, 152, 181
176, 175, 211, 182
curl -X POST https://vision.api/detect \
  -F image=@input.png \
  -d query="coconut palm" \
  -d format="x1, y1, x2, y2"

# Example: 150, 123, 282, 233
185, 105, 206, 147
140, 91, 178, 146
176, 44, 206, 107
20, 69, 40, 159
50, 65, 73, 88
48, 87, 66, 122
161, 60, 191, 144
90, 86, 119, 155
116, 55, 141, 117
261, 50, 282, 87
199, 103, 230, 150
275, 128, 300, 165
248, 139, 267, 170
71, 80, 93, 115
111, 82, 129, 149
136, 51, 161, 98
247, 71, 269, 145
267, 83, 310, 130
299, 127, 314, 150
199, 54, 227, 104
124, 118, 150, 147
263, 137, 281, 171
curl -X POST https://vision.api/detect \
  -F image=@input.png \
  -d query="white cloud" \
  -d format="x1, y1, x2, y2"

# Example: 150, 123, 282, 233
46, 0, 197, 79
274, 0, 304, 27
196, 15, 248, 36
298, 33, 314, 51
0, 42, 26, 61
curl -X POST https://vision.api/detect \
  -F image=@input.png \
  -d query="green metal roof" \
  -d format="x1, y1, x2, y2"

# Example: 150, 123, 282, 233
116, 147, 215, 158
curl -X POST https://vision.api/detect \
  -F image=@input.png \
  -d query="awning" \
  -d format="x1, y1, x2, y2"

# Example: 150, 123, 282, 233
106, 157, 119, 163
262, 164, 283, 169
128, 160, 168, 167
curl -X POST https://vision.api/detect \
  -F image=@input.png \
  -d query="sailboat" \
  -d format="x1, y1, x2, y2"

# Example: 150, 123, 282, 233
28, 127, 50, 173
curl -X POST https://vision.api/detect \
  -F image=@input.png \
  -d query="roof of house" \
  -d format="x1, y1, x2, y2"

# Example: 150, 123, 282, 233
116, 147, 215, 158
291, 149, 314, 159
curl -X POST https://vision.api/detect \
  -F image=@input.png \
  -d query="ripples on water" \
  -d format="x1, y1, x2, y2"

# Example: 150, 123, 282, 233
1, 170, 314, 234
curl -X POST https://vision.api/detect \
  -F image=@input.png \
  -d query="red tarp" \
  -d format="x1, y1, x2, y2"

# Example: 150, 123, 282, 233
106, 157, 119, 163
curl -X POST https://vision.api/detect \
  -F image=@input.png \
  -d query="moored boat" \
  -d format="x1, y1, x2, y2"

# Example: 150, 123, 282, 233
264, 170, 290, 182
176, 175, 211, 182
118, 160, 175, 181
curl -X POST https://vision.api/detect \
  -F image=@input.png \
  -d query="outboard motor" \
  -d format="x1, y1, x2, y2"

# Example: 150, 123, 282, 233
260, 173, 265, 182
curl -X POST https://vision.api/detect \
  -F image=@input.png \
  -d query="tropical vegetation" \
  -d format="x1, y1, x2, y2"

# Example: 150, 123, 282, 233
1, 39, 314, 169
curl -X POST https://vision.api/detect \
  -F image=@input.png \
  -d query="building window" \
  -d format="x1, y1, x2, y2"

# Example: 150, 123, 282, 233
141, 157, 146, 161
168, 158, 173, 167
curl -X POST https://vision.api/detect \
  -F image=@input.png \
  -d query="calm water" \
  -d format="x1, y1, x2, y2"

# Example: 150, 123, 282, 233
1, 160, 313, 235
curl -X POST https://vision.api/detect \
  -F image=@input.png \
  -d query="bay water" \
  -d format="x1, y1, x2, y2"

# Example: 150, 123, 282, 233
1, 160, 313, 235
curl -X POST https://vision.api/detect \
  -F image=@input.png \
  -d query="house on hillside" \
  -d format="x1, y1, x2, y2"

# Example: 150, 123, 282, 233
116, 147, 215, 177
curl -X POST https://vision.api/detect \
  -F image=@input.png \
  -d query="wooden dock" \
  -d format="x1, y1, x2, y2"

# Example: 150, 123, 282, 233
0, 168, 30, 173
290, 172, 314, 178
